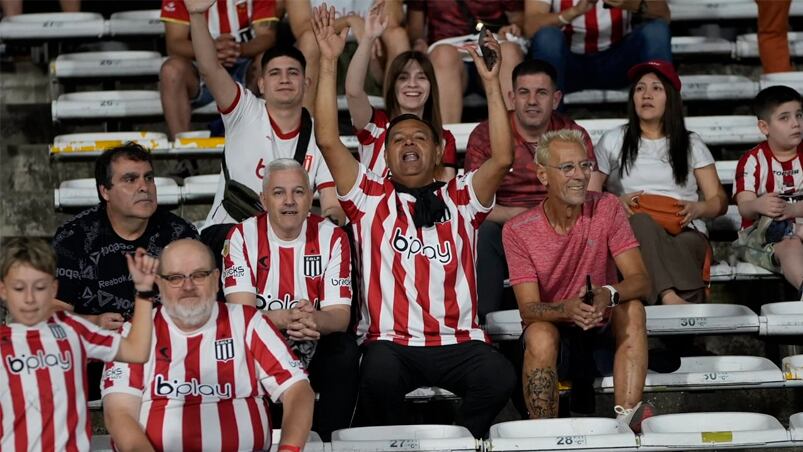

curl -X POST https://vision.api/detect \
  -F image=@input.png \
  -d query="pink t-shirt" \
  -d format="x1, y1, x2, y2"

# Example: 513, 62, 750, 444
502, 192, 639, 303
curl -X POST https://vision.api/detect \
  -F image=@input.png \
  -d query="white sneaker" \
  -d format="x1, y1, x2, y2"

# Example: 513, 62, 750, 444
615, 401, 655, 433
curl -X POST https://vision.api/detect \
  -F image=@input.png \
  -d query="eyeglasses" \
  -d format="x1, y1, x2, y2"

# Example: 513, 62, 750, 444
543, 160, 596, 176
157, 269, 216, 287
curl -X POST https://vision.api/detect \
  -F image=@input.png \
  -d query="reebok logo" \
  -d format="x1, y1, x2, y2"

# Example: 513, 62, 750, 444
391, 228, 452, 264
153, 374, 232, 399
6, 350, 72, 374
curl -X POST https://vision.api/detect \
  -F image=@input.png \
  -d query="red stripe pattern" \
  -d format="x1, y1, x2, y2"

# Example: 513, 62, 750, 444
734, 141, 803, 227
340, 165, 491, 346
160, 0, 277, 41
1, 312, 121, 451
550, 0, 631, 54
101, 304, 306, 450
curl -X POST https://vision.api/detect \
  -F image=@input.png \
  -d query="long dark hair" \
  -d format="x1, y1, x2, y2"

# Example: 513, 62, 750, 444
620, 71, 691, 186
383, 51, 443, 139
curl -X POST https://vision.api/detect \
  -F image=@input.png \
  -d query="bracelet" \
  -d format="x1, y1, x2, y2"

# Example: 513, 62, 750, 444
557, 13, 571, 25
278, 445, 301, 452
135, 290, 158, 301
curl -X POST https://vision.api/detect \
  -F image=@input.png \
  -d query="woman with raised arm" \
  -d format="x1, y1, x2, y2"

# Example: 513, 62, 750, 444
345, 0, 457, 182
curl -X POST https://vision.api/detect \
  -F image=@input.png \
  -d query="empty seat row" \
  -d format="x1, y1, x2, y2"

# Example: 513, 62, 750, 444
669, 0, 803, 21
0, 11, 162, 39
84, 413, 803, 452
484, 302, 803, 340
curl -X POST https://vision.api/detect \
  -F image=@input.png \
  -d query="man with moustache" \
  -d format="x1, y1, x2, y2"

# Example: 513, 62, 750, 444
465, 59, 600, 320
53, 143, 197, 329
502, 129, 652, 431
102, 239, 314, 451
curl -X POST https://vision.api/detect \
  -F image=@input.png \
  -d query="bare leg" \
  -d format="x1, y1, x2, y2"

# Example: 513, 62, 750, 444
774, 238, 803, 290
429, 44, 467, 124
522, 321, 560, 419
159, 56, 200, 139
1, 0, 21, 16
611, 300, 648, 409
659, 289, 688, 305
380, 26, 410, 81
59, 0, 80, 12
499, 41, 523, 110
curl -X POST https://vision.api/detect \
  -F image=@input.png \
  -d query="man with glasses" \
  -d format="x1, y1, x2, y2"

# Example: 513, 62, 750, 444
464, 59, 601, 321
102, 238, 315, 451
502, 129, 653, 432
222, 158, 356, 441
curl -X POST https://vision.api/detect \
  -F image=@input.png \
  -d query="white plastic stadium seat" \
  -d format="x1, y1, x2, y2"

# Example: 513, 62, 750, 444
484, 309, 522, 342
790, 412, 803, 442
182, 175, 220, 202
564, 90, 628, 105
52, 51, 164, 78
715, 160, 738, 186
330, 425, 478, 452
671, 36, 734, 56
783, 355, 803, 384
337, 95, 384, 111
736, 32, 803, 59
0, 12, 104, 39
639, 412, 791, 449
644, 304, 759, 335
596, 356, 785, 392
54, 177, 180, 209
109, 10, 164, 36
760, 71, 803, 94
52, 90, 222, 120
488, 418, 638, 451
679, 75, 757, 101
90, 434, 113, 452
50, 132, 168, 156
575, 118, 628, 145
443, 122, 476, 152
759, 302, 803, 335
269, 430, 325, 452
668, 0, 758, 21
685, 116, 764, 146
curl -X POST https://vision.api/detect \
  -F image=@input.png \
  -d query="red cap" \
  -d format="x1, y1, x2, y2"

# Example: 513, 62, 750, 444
627, 60, 681, 92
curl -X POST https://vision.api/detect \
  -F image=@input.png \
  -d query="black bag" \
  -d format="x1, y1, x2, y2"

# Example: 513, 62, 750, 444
221, 108, 313, 222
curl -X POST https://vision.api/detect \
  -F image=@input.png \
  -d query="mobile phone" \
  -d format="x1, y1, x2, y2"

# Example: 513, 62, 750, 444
477, 24, 497, 71
583, 274, 594, 306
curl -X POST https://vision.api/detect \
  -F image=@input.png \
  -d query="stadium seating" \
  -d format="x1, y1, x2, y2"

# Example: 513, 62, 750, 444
760, 71, 803, 93
0, 12, 105, 39
791, 412, 803, 442
108, 10, 164, 36
53, 177, 180, 208
51, 51, 164, 78
270, 430, 325, 452
759, 302, 803, 335
639, 412, 792, 449
671, 36, 734, 57
736, 32, 803, 59
330, 425, 478, 452
488, 418, 639, 451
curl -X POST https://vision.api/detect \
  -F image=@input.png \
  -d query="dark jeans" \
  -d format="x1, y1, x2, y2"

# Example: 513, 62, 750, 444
529, 19, 672, 93
476, 221, 515, 323
357, 340, 515, 438
271, 332, 360, 441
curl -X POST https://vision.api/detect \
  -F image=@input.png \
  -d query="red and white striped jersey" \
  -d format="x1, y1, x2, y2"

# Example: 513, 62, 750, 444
101, 303, 307, 452
1, 312, 122, 452
222, 214, 352, 363
734, 141, 803, 228
536, 0, 632, 54
357, 109, 458, 178
340, 165, 491, 346
160, 0, 278, 42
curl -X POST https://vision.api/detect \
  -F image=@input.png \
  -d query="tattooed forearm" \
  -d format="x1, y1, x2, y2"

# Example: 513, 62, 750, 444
525, 367, 558, 419
526, 302, 565, 321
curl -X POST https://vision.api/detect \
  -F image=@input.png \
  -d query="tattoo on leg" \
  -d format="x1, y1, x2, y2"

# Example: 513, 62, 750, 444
525, 368, 558, 419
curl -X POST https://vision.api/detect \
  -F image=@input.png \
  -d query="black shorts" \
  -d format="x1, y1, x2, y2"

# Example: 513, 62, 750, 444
521, 322, 615, 381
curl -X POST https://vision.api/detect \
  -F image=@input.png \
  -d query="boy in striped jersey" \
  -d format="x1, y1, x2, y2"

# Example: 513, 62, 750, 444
312, 4, 516, 437
734, 85, 803, 296
0, 238, 155, 452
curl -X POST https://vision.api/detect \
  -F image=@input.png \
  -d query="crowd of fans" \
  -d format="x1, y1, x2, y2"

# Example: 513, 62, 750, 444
1, 0, 801, 451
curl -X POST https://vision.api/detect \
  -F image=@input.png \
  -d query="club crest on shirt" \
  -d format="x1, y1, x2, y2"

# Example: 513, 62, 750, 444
48, 324, 67, 340
214, 338, 235, 362
304, 255, 322, 277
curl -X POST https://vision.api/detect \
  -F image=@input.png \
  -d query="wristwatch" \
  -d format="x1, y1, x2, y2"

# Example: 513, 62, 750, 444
135, 289, 158, 301
601, 285, 620, 307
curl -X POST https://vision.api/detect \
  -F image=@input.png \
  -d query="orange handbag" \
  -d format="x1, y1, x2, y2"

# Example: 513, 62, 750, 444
630, 193, 684, 236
